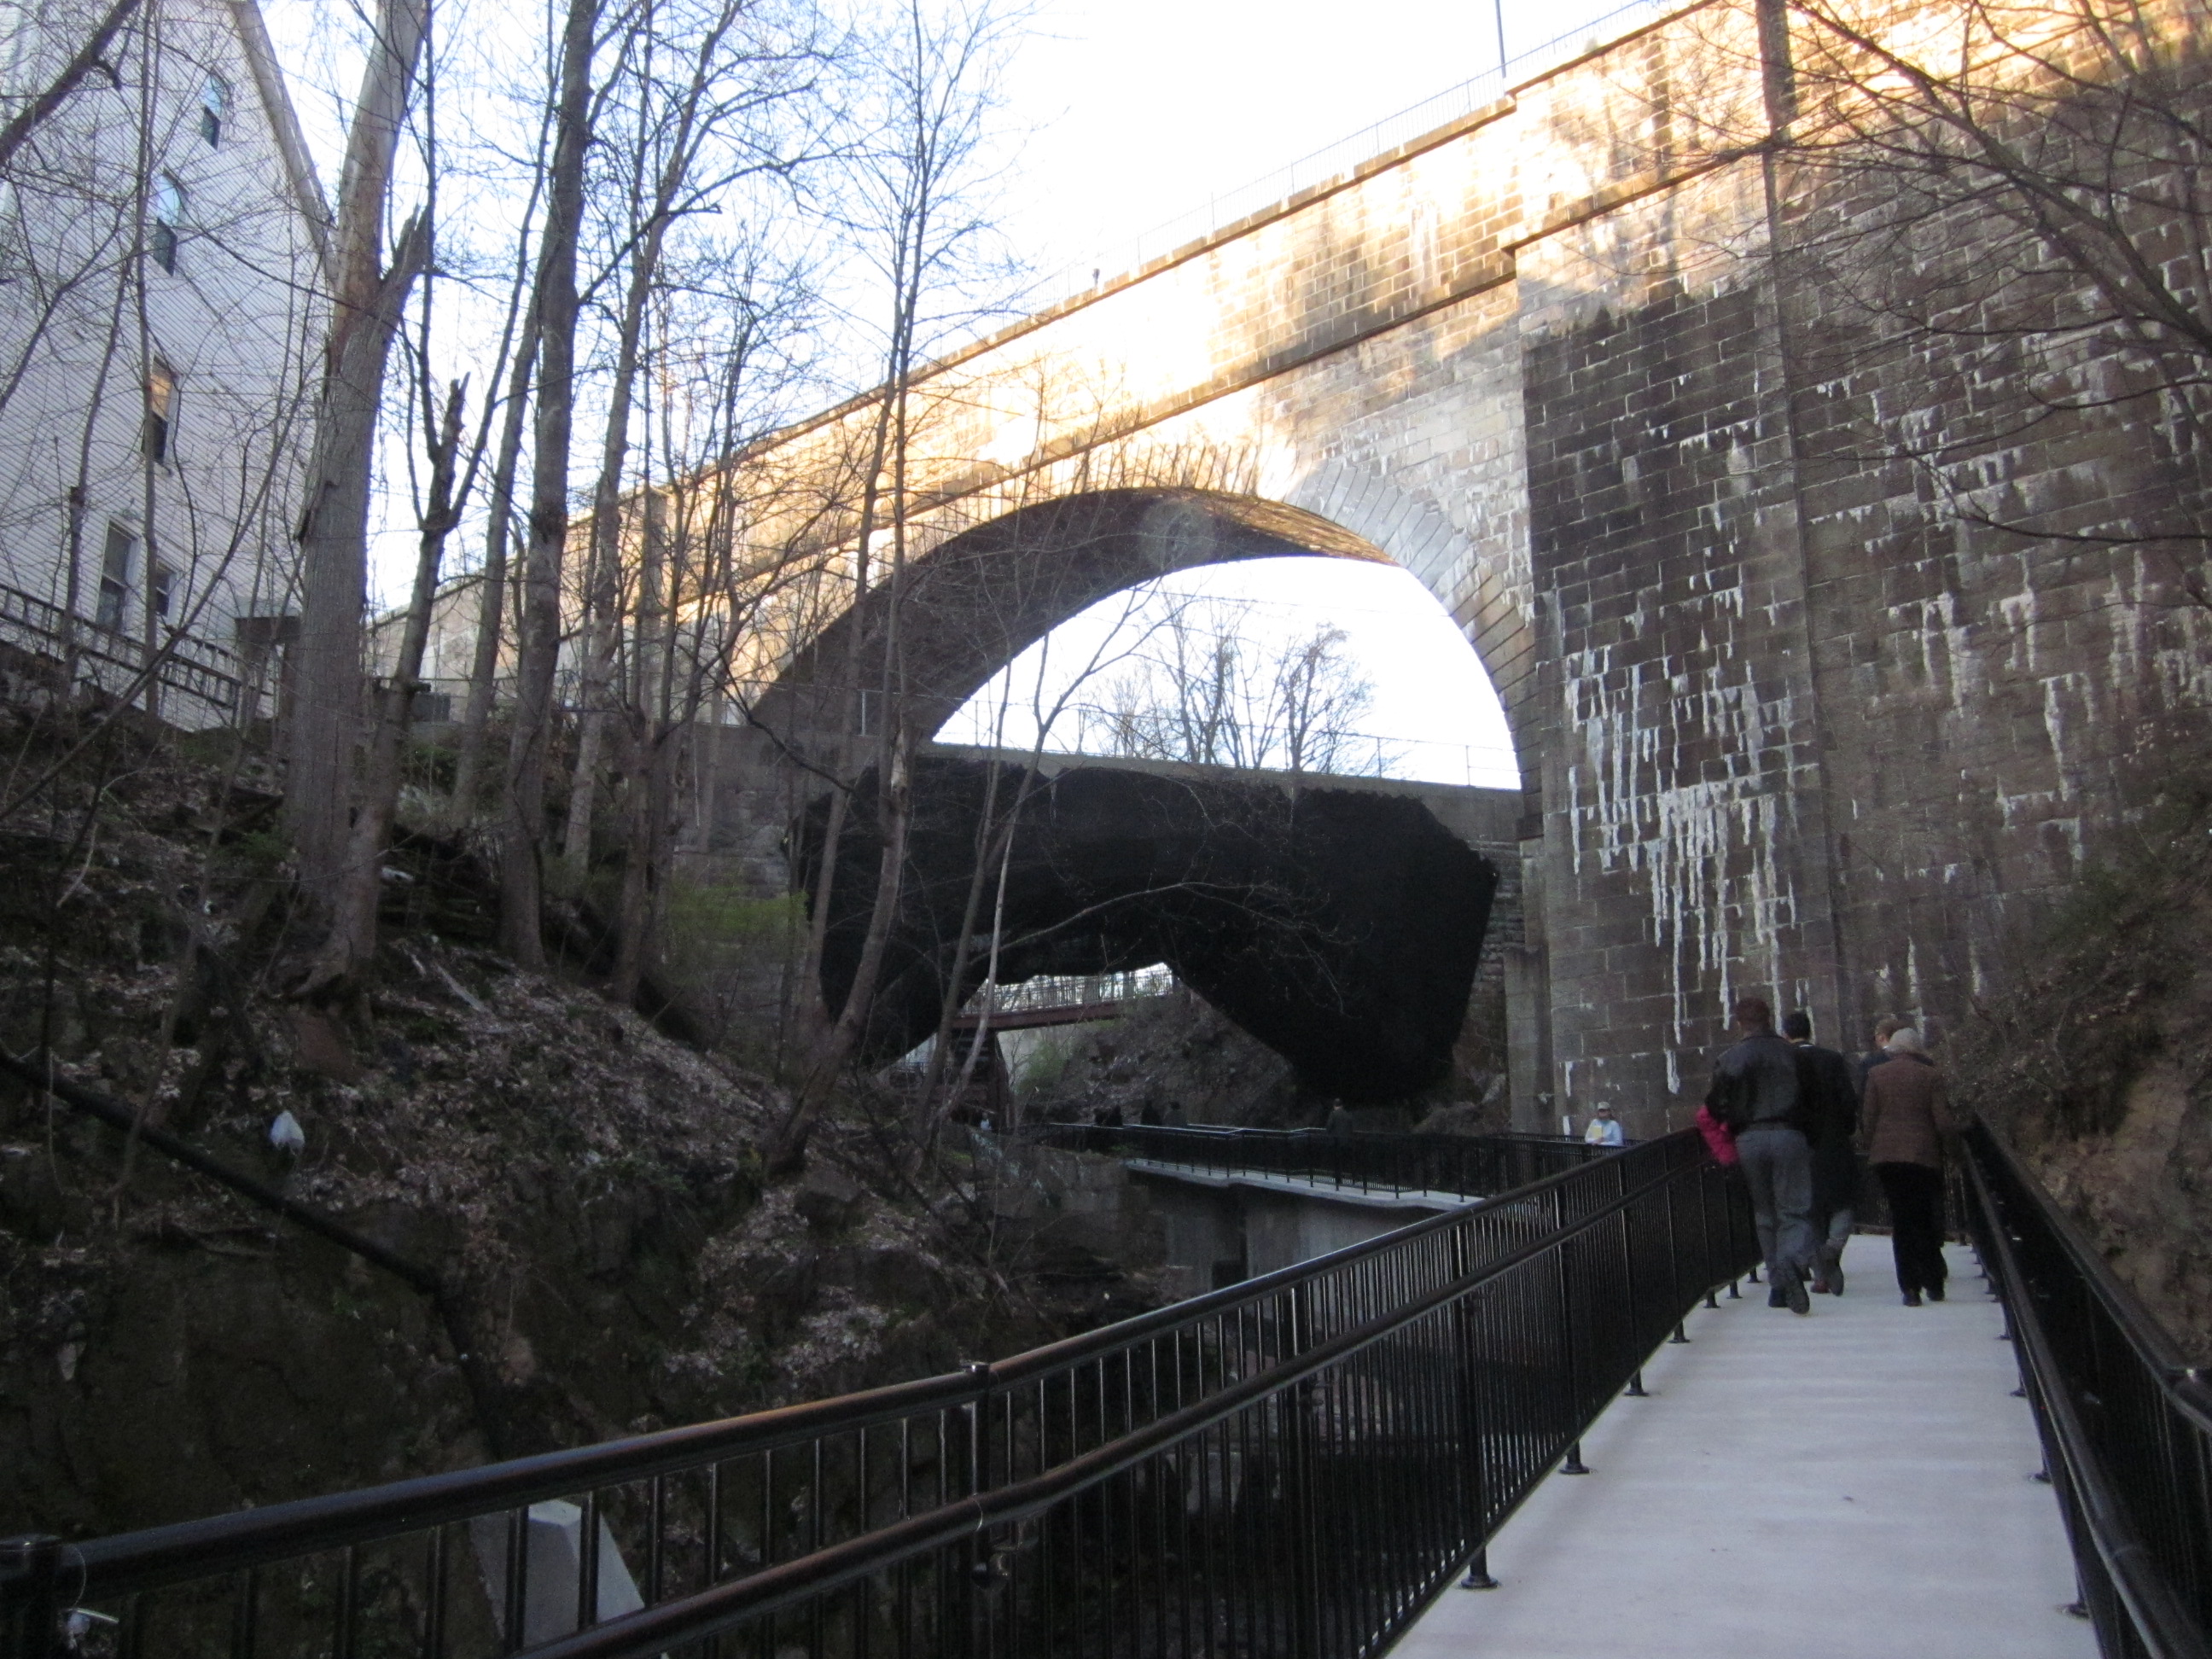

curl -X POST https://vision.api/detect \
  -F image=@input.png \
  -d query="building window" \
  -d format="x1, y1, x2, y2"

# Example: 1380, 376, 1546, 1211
198, 76, 226, 146
144, 360, 175, 462
149, 559, 174, 621
150, 174, 183, 272
96, 522, 135, 631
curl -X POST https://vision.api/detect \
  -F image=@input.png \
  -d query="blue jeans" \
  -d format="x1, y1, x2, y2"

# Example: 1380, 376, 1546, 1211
1737, 1125, 1816, 1284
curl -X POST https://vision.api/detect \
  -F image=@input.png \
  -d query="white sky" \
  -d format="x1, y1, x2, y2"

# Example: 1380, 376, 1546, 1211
264, 0, 1650, 782
938, 556, 1522, 785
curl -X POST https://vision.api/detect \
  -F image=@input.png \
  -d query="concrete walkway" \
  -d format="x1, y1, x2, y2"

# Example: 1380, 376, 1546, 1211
1394, 1238, 2096, 1659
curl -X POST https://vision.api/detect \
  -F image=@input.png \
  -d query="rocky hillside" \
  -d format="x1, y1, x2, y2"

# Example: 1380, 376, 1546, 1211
1953, 784, 2212, 1359
0, 712, 1161, 1541
1017, 985, 1508, 1133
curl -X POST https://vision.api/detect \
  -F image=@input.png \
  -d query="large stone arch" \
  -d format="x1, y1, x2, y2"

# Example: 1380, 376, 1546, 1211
748, 486, 1385, 743
748, 479, 1533, 796
1278, 461, 1536, 793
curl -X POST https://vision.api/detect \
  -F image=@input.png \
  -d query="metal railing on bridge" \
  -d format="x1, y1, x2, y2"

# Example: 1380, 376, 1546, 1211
1028, 1122, 1604, 1202
1960, 1120, 2212, 1659
0, 1131, 1752, 1659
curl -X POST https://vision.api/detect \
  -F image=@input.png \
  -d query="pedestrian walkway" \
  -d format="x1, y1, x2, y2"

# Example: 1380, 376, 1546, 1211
1394, 1238, 2096, 1659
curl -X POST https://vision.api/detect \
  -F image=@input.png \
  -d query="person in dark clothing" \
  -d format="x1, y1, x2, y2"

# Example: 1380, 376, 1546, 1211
1784, 1010, 1860, 1295
1858, 1027, 1953, 1305
1707, 996, 1814, 1314
1854, 1016, 1901, 1098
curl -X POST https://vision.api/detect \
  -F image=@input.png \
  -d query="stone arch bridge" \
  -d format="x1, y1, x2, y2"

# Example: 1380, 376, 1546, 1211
690, 0, 2212, 1133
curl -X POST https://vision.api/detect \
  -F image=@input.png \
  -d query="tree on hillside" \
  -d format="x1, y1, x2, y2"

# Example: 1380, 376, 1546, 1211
1078, 596, 1393, 777
763, 0, 1024, 1172
287, 0, 431, 928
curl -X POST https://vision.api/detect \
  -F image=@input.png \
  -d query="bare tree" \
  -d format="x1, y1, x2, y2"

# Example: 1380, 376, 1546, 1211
562, 0, 820, 886
1080, 597, 1390, 777
764, 0, 1023, 1171
500, 0, 613, 968
1771, 0, 2212, 597
287, 0, 430, 924
0, 0, 148, 178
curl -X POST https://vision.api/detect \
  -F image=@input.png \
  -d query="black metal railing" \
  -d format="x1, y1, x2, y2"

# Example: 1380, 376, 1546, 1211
1959, 1120, 2212, 1659
0, 583, 243, 716
1027, 1122, 1604, 1201
0, 1131, 1752, 1659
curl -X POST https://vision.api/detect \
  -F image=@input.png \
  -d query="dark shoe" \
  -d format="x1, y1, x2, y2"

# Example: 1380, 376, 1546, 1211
1768, 1286, 1789, 1308
1927, 1284, 1945, 1302
1830, 1260, 1847, 1296
1809, 1277, 1831, 1295
1903, 1290, 1924, 1307
1785, 1270, 1811, 1316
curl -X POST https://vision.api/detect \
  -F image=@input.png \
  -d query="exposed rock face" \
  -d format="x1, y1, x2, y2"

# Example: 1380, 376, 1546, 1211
804, 757, 1498, 1101
1953, 792, 2212, 1360
0, 718, 1163, 1542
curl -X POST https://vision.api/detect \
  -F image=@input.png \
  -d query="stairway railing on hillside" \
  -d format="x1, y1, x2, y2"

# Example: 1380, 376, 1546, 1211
0, 1132, 1750, 1659
1028, 1121, 1603, 1200
1960, 1121, 2212, 1659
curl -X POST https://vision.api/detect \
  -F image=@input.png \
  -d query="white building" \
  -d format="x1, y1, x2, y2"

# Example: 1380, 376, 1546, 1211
0, 0, 326, 727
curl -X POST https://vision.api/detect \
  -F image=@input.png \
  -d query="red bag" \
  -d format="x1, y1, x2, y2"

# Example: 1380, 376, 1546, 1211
1695, 1103, 1739, 1167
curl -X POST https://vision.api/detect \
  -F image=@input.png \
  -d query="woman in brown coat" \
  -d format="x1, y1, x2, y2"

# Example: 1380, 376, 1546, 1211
1859, 1027, 1953, 1305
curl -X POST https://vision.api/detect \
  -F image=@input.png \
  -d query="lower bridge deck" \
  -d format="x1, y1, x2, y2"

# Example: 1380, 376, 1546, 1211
1395, 1237, 2093, 1659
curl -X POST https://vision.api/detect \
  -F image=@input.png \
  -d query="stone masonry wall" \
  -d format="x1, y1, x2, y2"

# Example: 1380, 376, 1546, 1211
713, 0, 2212, 1138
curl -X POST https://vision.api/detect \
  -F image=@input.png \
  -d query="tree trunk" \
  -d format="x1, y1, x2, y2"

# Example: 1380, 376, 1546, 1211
451, 325, 537, 822
307, 370, 461, 991
0, 0, 145, 175
499, 0, 597, 969
287, 0, 429, 916
611, 492, 667, 1004
768, 725, 911, 1173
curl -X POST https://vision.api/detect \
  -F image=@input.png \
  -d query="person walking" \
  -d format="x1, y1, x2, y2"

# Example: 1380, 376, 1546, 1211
1784, 1011, 1860, 1295
1855, 1016, 1901, 1097
1858, 1027, 1953, 1306
1583, 1105, 1625, 1147
1706, 997, 1815, 1314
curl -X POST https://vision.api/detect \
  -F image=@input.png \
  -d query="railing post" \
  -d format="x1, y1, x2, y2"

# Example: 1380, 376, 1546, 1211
1448, 1224, 1499, 1590
1553, 1185, 1589, 1475
1284, 1284, 1327, 1659
0, 1536, 62, 1659
957, 1362, 993, 1656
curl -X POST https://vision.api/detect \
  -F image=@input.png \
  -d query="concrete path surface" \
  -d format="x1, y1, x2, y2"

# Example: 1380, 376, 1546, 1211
1392, 1238, 2097, 1659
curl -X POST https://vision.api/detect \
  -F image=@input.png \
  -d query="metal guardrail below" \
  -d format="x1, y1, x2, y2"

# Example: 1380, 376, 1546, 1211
1959, 1120, 2212, 1659
0, 584, 244, 716
0, 1131, 1752, 1659
968, 967, 1177, 1018
1030, 1122, 1604, 1201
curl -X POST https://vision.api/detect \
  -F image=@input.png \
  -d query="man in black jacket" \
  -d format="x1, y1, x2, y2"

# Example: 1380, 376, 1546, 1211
1785, 1010, 1860, 1295
1707, 997, 1814, 1314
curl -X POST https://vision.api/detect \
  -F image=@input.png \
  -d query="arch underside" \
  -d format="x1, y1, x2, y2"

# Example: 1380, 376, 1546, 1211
806, 754, 1499, 1103
754, 488, 1393, 741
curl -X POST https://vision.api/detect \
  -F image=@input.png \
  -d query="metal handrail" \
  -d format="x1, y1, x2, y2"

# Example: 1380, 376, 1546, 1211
0, 1131, 1749, 1658
0, 583, 243, 714
511, 1151, 1719, 1659
1961, 1120, 2212, 1659
1026, 1121, 1603, 1200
